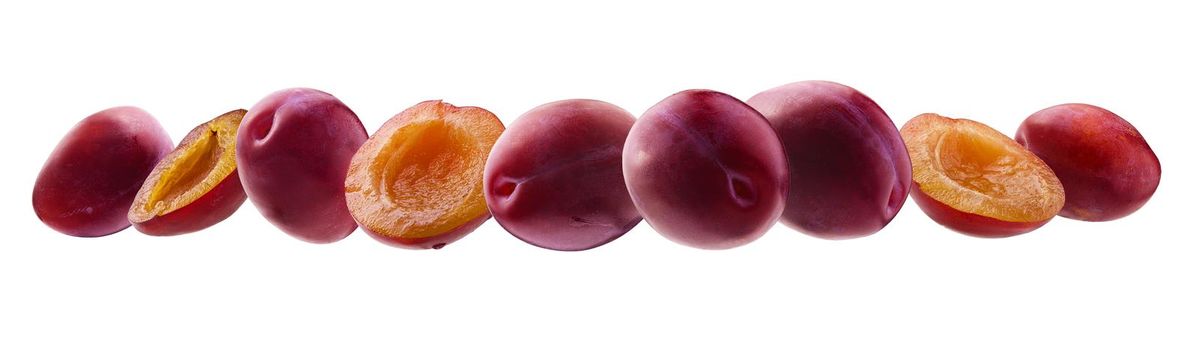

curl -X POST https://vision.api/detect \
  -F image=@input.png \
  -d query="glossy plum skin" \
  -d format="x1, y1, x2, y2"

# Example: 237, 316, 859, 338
484, 99, 641, 251
33, 106, 173, 237
623, 90, 788, 249
237, 88, 368, 243
1016, 103, 1161, 221
910, 186, 1050, 238
748, 81, 911, 239
134, 172, 246, 235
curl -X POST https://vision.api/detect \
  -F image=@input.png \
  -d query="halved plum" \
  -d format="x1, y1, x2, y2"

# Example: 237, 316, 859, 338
128, 110, 248, 236
901, 113, 1064, 238
345, 101, 505, 249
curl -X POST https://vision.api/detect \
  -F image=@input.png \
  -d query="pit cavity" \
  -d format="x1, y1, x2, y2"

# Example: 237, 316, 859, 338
374, 119, 480, 216
934, 127, 1029, 198
141, 120, 237, 216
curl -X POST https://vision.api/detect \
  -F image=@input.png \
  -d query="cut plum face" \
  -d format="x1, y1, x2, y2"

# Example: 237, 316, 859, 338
345, 101, 504, 249
129, 110, 247, 236
901, 113, 1064, 238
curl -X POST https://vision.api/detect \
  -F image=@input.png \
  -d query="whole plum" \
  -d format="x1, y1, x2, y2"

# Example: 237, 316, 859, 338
237, 88, 368, 243
1016, 103, 1160, 221
748, 81, 911, 239
484, 99, 640, 251
33, 106, 173, 237
623, 89, 788, 249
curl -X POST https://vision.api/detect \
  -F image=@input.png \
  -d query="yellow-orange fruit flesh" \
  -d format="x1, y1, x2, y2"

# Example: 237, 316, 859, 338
345, 101, 504, 249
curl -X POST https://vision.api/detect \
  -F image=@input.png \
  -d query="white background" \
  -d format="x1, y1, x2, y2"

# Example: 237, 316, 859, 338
2, 1, 1195, 349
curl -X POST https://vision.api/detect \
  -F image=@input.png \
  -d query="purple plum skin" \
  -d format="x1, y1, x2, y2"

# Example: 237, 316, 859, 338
237, 88, 368, 243
748, 81, 912, 240
1015, 103, 1161, 221
484, 99, 641, 251
623, 89, 789, 250
33, 106, 174, 237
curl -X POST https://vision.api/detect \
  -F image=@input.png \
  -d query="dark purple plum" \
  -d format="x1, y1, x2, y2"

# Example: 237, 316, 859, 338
484, 99, 641, 251
33, 106, 174, 237
748, 81, 911, 239
237, 88, 368, 243
623, 89, 788, 249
